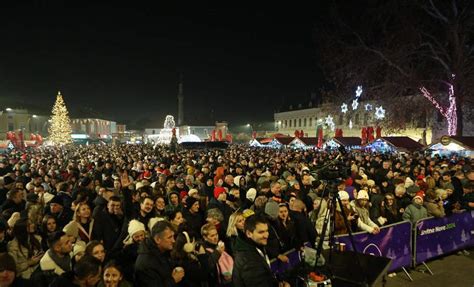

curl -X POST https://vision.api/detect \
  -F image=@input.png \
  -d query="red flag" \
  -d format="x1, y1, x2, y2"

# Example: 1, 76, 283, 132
37, 135, 43, 144
317, 127, 323, 148
376, 126, 382, 138
361, 127, 367, 145
300, 130, 304, 138
211, 130, 216, 141
217, 129, 223, 141
368, 126, 375, 142
18, 130, 25, 150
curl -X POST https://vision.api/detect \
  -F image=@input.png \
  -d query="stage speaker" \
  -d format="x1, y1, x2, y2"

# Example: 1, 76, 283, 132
322, 250, 392, 287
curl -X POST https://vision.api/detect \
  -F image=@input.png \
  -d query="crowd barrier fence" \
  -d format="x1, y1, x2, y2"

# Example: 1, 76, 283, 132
269, 210, 474, 280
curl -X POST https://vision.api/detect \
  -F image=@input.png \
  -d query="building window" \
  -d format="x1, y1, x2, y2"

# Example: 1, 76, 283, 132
298, 118, 301, 127
8, 123, 14, 131
289, 120, 292, 128
339, 114, 344, 125
355, 113, 360, 125
315, 117, 318, 125
309, 118, 312, 127
294, 119, 297, 127
284, 120, 287, 128
364, 113, 368, 125
304, 118, 307, 127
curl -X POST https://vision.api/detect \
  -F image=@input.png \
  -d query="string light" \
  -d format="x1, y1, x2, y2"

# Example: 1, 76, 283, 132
375, 106, 385, 119
341, 103, 348, 113
48, 91, 72, 145
419, 80, 457, 135
325, 115, 335, 131
352, 98, 359, 110
355, 86, 363, 98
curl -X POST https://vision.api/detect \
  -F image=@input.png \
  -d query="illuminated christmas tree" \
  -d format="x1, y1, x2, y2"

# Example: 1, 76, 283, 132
48, 91, 72, 145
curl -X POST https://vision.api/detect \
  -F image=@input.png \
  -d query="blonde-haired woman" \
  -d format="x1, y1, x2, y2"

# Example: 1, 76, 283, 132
64, 201, 95, 244
226, 210, 245, 253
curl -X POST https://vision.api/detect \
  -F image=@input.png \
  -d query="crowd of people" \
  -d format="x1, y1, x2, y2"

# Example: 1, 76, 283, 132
0, 143, 473, 287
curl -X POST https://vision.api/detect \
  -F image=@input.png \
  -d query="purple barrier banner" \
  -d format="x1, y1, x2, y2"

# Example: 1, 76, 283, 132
270, 248, 302, 275
335, 221, 412, 272
415, 211, 474, 264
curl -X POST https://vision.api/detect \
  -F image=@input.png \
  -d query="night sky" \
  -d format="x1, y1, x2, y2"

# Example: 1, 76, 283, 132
0, 5, 322, 129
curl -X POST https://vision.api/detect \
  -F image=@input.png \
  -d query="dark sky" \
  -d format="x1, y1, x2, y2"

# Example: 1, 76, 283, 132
0, 5, 322, 128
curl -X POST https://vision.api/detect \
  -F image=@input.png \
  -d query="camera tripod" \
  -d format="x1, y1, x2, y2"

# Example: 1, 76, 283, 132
312, 180, 369, 287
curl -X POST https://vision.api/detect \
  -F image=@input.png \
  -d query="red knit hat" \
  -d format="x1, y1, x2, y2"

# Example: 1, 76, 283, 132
345, 178, 353, 186
214, 187, 227, 199
414, 191, 425, 201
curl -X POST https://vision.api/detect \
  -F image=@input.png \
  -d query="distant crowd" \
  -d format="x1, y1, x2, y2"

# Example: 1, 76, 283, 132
0, 144, 473, 287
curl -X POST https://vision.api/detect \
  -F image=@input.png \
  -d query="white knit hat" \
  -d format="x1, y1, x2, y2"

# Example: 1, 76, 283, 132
405, 177, 414, 188
188, 189, 199, 198
338, 191, 350, 201
246, 188, 257, 201
148, 217, 165, 232
123, 220, 146, 245
357, 190, 369, 200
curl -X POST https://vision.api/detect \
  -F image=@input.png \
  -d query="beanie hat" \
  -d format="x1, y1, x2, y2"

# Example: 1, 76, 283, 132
148, 217, 165, 232
338, 191, 350, 201
264, 201, 279, 219
72, 241, 86, 257
49, 196, 63, 206
234, 176, 243, 187
367, 180, 375, 187
135, 181, 145, 190
26, 192, 39, 203
63, 221, 79, 238
242, 209, 255, 219
80, 177, 92, 187
345, 178, 353, 187
414, 191, 425, 201
188, 189, 199, 198
123, 219, 146, 245
246, 188, 257, 201
357, 190, 369, 200
214, 186, 226, 199
405, 177, 414, 188
7, 212, 21, 228
185, 196, 198, 209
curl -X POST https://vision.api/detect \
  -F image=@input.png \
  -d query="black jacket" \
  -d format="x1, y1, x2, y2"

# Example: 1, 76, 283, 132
93, 207, 127, 252
290, 210, 316, 248
232, 235, 278, 287
135, 238, 177, 287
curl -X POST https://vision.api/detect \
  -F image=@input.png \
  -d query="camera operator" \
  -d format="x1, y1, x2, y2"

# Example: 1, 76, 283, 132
233, 215, 290, 287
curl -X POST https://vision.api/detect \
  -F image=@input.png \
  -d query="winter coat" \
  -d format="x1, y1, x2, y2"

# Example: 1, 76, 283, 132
232, 235, 279, 287
93, 207, 126, 252
182, 209, 204, 238
350, 201, 378, 233
7, 235, 42, 279
424, 200, 446, 218
39, 249, 71, 276
135, 238, 177, 287
402, 203, 428, 224
290, 210, 317, 247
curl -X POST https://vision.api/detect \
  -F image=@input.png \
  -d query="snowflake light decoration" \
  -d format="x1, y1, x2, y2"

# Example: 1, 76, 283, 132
355, 86, 363, 98
365, 103, 373, 111
375, 106, 385, 119
349, 120, 353, 129
341, 103, 348, 113
352, 98, 359, 110
325, 115, 335, 131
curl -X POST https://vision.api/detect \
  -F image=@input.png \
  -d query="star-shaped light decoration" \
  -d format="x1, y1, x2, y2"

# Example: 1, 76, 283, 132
355, 86, 363, 98
375, 106, 386, 119
341, 103, 348, 113
325, 115, 335, 131
365, 103, 373, 111
349, 119, 353, 129
352, 98, 359, 110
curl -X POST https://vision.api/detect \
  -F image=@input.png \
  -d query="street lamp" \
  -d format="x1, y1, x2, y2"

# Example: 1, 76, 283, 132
6, 108, 12, 111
